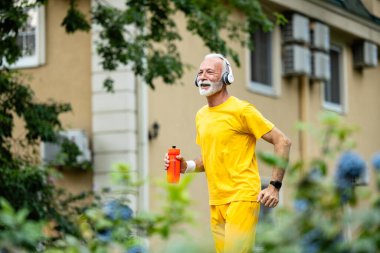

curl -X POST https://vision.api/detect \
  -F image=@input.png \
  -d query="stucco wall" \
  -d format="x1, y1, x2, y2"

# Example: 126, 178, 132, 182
148, 1, 380, 247
21, 1, 93, 194
147, 11, 301, 248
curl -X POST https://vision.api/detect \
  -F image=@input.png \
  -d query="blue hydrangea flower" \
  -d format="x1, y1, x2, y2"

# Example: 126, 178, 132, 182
300, 229, 343, 253
335, 151, 366, 188
372, 152, 380, 171
127, 246, 145, 253
300, 229, 322, 253
294, 199, 309, 212
103, 200, 133, 221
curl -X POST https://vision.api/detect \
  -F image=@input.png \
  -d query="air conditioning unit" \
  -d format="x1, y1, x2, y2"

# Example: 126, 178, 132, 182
282, 13, 310, 44
310, 21, 330, 51
353, 40, 378, 68
40, 129, 91, 165
311, 51, 330, 81
283, 44, 311, 76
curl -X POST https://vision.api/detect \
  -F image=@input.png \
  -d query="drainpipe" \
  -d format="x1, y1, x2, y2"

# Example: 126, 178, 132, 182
298, 75, 309, 161
137, 75, 149, 213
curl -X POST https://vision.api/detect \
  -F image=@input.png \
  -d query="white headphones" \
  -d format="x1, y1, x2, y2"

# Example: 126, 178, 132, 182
194, 54, 234, 87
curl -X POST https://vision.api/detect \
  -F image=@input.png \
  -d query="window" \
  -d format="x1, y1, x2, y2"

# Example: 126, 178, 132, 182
247, 27, 281, 96
251, 29, 272, 86
12, 5, 45, 68
323, 44, 346, 112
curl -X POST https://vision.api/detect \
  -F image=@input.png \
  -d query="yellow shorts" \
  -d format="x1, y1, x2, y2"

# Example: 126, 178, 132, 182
210, 201, 260, 253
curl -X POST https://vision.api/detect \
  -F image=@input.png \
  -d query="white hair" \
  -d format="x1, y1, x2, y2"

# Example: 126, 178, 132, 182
204, 53, 230, 73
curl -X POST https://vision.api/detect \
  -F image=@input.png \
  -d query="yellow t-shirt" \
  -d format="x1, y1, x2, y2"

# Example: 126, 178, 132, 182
196, 96, 274, 205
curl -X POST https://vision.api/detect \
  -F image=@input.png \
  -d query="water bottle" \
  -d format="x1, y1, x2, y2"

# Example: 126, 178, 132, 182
167, 146, 180, 183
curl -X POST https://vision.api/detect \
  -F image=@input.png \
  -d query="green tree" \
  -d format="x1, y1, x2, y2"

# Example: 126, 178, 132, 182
67, 0, 281, 89
1, 0, 280, 162
0, 0, 71, 166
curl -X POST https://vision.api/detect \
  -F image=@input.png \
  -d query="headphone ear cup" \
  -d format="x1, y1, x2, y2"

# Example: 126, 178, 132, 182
227, 72, 234, 84
194, 75, 199, 87
222, 61, 234, 85
222, 72, 233, 85
222, 73, 228, 85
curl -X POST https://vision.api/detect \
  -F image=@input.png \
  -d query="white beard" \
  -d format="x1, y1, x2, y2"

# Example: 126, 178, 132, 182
198, 80, 223, 97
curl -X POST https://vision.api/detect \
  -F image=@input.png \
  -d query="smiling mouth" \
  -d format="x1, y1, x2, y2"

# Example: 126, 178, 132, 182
200, 83, 210, 88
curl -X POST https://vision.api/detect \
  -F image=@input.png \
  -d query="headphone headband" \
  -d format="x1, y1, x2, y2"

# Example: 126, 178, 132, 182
195, 55, 234, 87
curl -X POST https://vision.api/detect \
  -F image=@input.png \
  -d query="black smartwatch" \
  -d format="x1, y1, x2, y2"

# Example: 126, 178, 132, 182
270, 180, 282, 190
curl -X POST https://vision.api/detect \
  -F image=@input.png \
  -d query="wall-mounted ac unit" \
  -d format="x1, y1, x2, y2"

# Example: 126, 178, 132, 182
353, 40, 378, 68
310, 21, 330, 51
311, 51, 330, 81
40, 129, 91, 165
282, 13, 310, 44
283, 44, 311, 76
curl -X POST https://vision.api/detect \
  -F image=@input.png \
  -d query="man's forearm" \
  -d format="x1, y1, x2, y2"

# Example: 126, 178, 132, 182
271, 137, 291, 181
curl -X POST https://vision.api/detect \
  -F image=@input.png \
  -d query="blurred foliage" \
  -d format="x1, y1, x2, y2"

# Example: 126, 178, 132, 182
255, 112, 380, 253
0, 164, 89, 240
0, 65, 76, 243
0, 198, 45, 253
0, 163, 197, 252
1, 1, 84, 244
134, 175, 194, 239
41, 164, 195, 252
0, 70, 71, 166
1, 112, 380, 252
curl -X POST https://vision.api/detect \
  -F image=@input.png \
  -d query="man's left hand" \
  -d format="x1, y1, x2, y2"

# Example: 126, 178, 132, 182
257, 185, 279, 208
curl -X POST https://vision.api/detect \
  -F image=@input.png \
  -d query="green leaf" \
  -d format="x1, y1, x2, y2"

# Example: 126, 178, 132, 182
257, 151, 288, 169
61, 0, 90, 33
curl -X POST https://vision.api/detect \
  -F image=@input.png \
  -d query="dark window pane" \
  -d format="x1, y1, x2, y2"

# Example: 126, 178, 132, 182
330, 49, 341, 104
325, 47, 341, 105
251, 30, 272, 86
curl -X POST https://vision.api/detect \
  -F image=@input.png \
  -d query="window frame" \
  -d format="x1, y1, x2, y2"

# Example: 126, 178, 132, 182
246, 26, 281, 97
11, 5, 46, 69
322, 43, 348, 114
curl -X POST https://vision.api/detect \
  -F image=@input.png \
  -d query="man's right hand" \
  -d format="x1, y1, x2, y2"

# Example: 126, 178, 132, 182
164, 153, 188, 173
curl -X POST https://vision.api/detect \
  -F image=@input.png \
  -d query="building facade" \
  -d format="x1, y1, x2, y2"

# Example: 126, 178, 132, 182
14, 0, 380, 248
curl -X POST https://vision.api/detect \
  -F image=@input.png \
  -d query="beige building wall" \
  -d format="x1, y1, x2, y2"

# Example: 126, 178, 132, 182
148, 0, 380, 247
147, 13, 301, 249
21, 1, 93, 194
148, 22, 214, 247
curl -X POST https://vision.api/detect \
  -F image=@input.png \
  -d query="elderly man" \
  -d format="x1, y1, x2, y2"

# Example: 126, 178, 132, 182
165, 53, 291, 253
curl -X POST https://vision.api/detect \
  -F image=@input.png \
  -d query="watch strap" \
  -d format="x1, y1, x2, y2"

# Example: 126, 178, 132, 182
270, 180, 282, 190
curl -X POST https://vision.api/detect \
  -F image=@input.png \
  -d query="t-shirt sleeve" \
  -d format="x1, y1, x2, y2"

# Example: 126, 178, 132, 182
241, 105, 275, 140
195, 113, 200, 145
